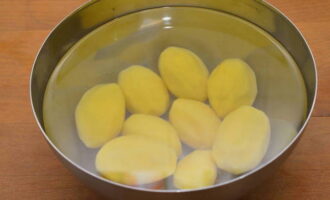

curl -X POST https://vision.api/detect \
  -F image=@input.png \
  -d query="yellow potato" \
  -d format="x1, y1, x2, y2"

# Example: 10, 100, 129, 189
159, 47, 209, 101
75, 84, 125, 148
118, 65, 169, 116
122, 114, 182, 156
208, 59, 257, 118
169, 99, 221, 149
212, 106, 270, 175
95, 135, 177, 185
174, 150, 217, 189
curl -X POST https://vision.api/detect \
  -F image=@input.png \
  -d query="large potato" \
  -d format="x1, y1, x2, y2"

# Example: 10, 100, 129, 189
118, 65, 169, 116
169, 99, 221, 149
95, 135, 177, 185
75, 83, 125, 148
159, 47, 209, 101
212, 106, 270, 175
174, 150, 217, 189
208, 59, 257, 118
122, 114, 182, 156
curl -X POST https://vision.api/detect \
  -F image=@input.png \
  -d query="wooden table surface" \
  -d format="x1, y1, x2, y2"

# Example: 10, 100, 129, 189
0, 0, 329, 199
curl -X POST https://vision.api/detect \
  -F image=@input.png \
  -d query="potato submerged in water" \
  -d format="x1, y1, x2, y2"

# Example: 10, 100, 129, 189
212, 106, 270, 175
95, 135, 177, 185
208, 59, 257, 118
75, 83, 125, 148
174, 150, 217, 189
122, 114, 182, 156
118, 65, 169, 116
169, 99, 221, 149
159, 47, 209, 101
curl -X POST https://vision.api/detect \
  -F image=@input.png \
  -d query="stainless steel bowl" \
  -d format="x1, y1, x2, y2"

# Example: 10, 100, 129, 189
30, 0, 317, 199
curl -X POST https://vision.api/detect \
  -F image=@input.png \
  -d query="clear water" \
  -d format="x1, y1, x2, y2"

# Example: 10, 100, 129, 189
43, 7, 307, 190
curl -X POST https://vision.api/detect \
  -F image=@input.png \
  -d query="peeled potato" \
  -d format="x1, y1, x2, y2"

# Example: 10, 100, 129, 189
95, 135, 177, 185
208, 59, 257, 118
169, 99, 221, 149
212, 106, 270, 175
122, 114, 182, 156
118, 65, 169, 116
174, 150, 217, 189
159, 46, 209, 101
75, 84, 125, 148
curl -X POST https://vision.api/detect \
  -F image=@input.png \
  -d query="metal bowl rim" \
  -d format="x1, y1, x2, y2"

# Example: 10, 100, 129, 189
29, 0, 318, 193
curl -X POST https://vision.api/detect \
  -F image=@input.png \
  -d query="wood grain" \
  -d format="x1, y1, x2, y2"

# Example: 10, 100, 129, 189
0, 0, 329, 199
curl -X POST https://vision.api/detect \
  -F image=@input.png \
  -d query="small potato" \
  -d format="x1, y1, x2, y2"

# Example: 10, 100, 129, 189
75, 84, 125, 148
212, 106, 270, 175
122, 114, 182, 156
169, 99, 221, 149
95, 135, 177, 185
174, 150, 217, 189
208, 59, 257, 118
159, 47, 209, 101
118, 65, 169, 116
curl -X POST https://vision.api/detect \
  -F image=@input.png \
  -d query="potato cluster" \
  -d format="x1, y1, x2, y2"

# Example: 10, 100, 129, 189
75, 46, 270, 189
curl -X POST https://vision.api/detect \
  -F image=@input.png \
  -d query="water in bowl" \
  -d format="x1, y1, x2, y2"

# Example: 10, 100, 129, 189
43, 7, 307, 190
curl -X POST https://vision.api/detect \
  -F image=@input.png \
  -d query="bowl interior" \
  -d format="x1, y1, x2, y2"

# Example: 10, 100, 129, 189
42, 6, 307, 190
